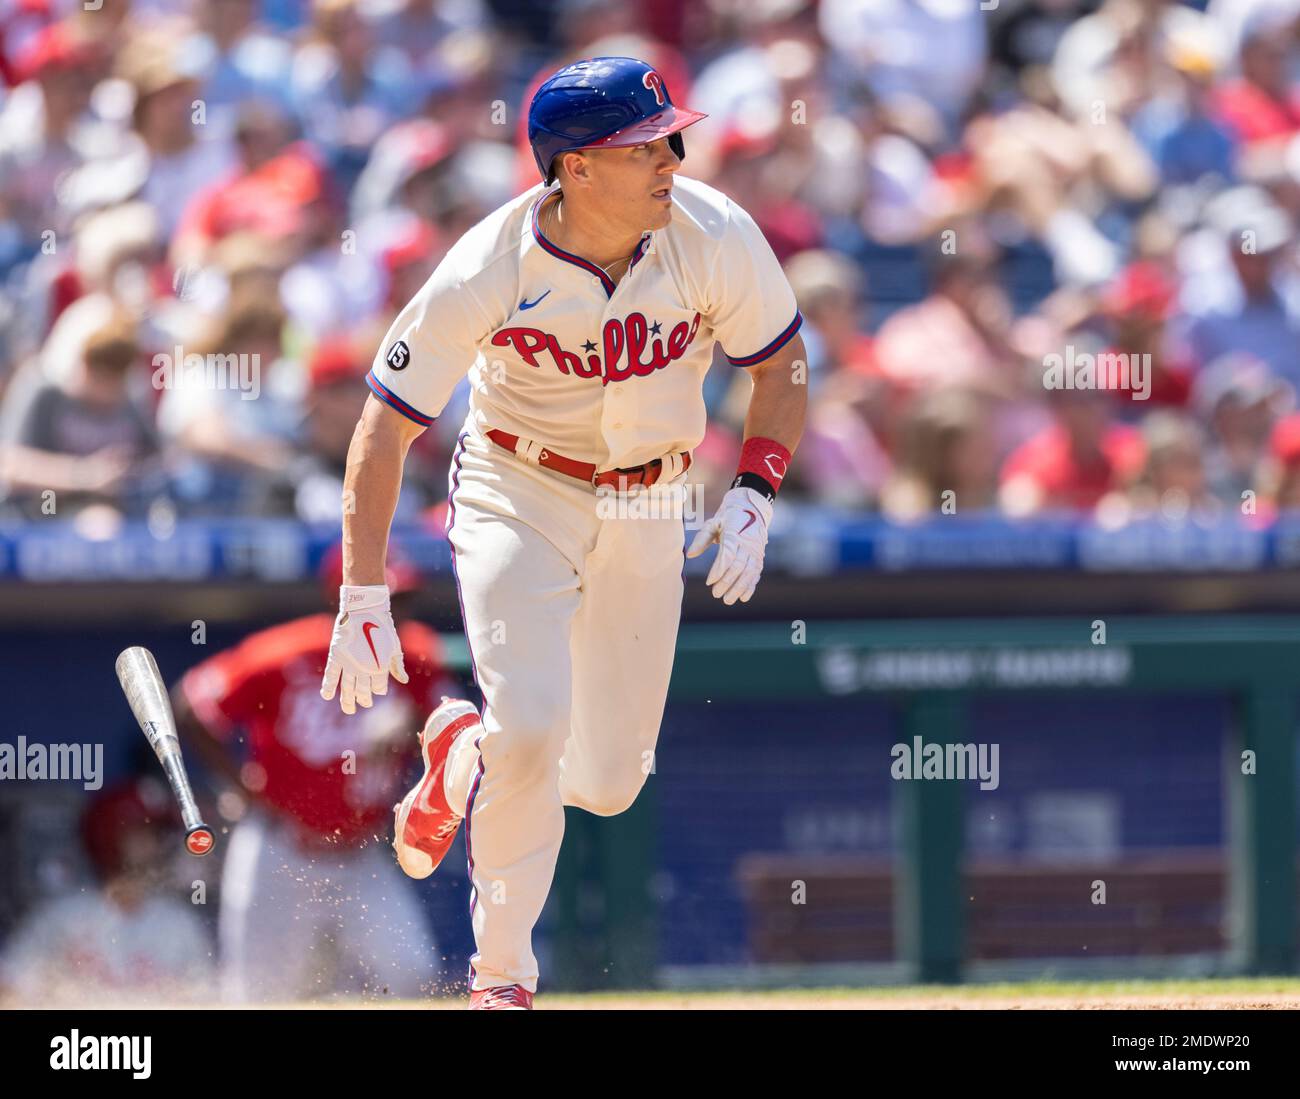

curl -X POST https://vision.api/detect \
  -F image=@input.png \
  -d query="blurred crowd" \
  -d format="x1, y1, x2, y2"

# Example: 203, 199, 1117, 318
2, 0, 1300, 527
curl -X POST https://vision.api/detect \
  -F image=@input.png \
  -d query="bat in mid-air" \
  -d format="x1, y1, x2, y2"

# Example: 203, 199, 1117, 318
115, 646, 215, 857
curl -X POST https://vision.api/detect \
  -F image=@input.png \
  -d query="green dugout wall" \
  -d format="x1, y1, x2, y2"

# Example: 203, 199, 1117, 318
447, 616, 1300, 985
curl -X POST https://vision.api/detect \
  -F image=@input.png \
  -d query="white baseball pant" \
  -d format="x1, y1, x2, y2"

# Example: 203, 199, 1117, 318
442, 420, 686, 992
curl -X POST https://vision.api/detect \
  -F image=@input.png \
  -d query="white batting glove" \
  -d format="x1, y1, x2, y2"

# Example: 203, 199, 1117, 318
320, 585, 409, 715
686, 486, 773, 605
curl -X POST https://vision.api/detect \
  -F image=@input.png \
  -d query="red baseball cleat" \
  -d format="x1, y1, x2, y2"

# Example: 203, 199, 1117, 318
392, 697, 482, 878
469, 984, 534, 1010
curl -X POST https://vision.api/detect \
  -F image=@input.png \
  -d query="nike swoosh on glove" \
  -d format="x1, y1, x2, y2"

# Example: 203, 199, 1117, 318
685, 486, 774, 605
320, 585, 409, 715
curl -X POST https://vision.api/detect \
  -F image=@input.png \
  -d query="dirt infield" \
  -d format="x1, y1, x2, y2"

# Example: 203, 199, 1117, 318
13, 978, 1298, 1010
394, 980, 1300, 1010
531, 992, 1300, 1010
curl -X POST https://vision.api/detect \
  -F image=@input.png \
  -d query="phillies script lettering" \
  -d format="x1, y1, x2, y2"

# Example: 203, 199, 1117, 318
491, 311, 702, 385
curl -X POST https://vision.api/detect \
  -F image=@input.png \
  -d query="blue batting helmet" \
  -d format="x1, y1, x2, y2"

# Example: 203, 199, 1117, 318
527, 56, 708, 185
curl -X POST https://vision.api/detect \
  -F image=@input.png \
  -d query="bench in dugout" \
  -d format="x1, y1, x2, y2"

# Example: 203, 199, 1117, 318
735, 851, 1245, 964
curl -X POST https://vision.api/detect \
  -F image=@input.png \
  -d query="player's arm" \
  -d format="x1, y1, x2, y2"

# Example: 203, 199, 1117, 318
343, 394, 427, 585
687, 333, 807, 606
321, 239, 490, 714
738, 333, 807, 456
320, 395, 428, 715
321, 236, 496, 713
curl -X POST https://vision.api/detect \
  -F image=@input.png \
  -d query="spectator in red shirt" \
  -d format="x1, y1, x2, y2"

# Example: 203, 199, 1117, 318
1212, 14, 1300, 147
379, 218, 443, 317
707, 117, 824, 262
1100, 260, 1194, 410
874, 243, 1020, 400
0, 22, 102, 253
170, 103, 299, 269
1263, 412, 1300, 515
1000, 384, 1146, 514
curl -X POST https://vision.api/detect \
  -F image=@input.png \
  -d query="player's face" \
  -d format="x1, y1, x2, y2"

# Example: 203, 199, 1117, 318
582, 136, 681, 231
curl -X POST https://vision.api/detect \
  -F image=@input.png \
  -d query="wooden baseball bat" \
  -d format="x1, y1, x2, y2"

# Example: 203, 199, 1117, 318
115, 646, 215, 857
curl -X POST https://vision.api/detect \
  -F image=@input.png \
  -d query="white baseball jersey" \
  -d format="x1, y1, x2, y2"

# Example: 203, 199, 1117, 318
365, 175, 802, 469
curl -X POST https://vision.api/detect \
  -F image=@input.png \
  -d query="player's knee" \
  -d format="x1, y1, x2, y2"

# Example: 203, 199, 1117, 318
572, 769, 648, 817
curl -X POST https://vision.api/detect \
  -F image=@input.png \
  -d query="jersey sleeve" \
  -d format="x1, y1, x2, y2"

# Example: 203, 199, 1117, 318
707, 200, 803, 367
366, 251, 491, 427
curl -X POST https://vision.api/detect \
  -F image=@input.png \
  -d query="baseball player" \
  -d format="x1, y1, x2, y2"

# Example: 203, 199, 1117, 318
175, 549, 453, 1003
319, 57, 807, 1009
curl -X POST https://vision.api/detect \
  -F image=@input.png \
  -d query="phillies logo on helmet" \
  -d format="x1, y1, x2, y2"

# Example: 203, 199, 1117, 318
642, 69, 666, 106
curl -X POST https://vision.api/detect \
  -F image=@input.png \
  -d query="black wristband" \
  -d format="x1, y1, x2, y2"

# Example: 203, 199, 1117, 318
731, 471, 776, 503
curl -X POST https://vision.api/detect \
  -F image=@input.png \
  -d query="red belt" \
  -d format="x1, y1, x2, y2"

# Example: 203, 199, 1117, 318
486, 428, 691, 489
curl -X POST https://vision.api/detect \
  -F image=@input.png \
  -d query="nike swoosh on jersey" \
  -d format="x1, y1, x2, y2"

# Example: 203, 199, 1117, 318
519, 291, 551, 310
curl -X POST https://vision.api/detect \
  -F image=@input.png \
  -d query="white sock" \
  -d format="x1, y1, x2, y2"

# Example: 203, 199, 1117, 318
442, 724, 483, 817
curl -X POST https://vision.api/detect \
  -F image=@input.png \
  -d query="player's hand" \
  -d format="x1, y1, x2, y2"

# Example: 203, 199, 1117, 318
320, 585, 409, 715
686, 486, 773, 605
